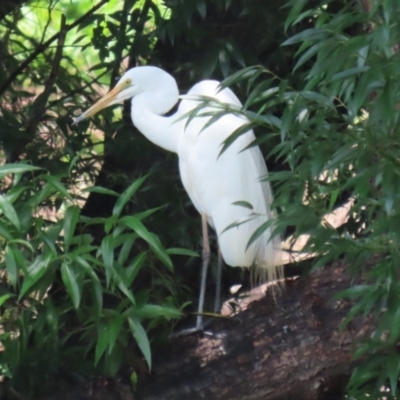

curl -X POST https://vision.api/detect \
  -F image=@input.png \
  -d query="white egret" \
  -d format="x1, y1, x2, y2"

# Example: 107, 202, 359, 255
73, 66, 282, 330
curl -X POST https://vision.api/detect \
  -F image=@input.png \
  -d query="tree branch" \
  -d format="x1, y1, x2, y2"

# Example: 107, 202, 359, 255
40, 261, 375, 400
25, 14, 67, 137
132, 262, 372, 400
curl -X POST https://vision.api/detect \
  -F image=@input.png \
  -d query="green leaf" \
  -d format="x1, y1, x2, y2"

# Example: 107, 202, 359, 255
293, 41, 326, 72
61, 262, 82, 309
63, 206, 80, 252
19, 255, 51, 299
130, 371, 138, 392
0, 294, 13, 307
330, 66, 370, 82
220, 216, 255, 234
0, 164, 42, 177
246, 220, 274, 250
166, 248, 199, 257
389, 355, 400, 395
5, 244, 18, 287
117, 234, 137, 265
134, 206, 163, 221
232, 201, 254, 210
328, 189, 340, 212
0, 220, 13, 240
42, 175, 73, 201
298, 91, 334, 108
112, 175, 148, 217
105, 215, 117, 234
6, 186, 27, 204
284, 0, 308, 30
281, 28, 330, 46
76, 256, 103, 316
196, 0, 206, 18
219, 123, 254, 157
95, 315, 124, 365
125, 251, 147, 286
101, 235, 114, 287
126, 304, 181, 319
112, 264, 136, 305
128, 317, 151, 370
9, 239, 34, 252
121, 216, 173, 271
83, 186, 120, 196
0, 194, 20, 231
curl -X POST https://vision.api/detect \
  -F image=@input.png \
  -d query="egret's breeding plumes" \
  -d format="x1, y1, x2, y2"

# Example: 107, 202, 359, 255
73, 66, 282, 330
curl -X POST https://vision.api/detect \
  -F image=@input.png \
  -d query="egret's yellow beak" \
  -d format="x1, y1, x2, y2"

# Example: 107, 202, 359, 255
72, 83, 125, 126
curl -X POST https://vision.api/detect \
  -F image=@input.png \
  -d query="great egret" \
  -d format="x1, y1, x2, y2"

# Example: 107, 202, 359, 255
73, 66, 282, 330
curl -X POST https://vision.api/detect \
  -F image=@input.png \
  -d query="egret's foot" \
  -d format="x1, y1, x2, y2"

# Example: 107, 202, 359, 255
169, 326, 204, 338
170, 315, 216, 338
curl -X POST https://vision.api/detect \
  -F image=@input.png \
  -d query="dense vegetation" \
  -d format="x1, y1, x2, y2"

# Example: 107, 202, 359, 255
1, 0, 400, 398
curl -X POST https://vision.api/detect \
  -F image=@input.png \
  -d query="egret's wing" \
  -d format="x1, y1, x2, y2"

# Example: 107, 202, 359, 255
177, 80, 281, 275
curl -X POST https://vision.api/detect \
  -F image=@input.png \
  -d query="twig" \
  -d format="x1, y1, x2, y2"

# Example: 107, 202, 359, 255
110, 0, 131, 87
25, 14, 67, 137
128, 0, 153, 69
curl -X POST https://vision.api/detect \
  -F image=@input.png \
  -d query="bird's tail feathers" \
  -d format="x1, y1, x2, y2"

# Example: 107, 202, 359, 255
252, 227, 284, 292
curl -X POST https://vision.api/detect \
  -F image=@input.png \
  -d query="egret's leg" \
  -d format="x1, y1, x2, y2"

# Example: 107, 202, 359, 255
214, 247, 223, 313
196, 213, 210, 330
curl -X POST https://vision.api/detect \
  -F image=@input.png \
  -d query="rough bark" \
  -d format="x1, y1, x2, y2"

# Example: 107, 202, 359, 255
42, 261, 374, 400
135, 261, 371, 400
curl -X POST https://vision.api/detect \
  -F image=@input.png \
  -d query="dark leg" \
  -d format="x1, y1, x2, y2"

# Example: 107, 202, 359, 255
196, 213, 210, 330
214, 247, 223, 313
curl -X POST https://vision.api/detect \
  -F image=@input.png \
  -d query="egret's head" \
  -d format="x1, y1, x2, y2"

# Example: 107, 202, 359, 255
72, 66, 178, 125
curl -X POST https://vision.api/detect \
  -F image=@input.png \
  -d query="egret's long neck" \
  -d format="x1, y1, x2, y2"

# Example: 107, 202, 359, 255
131, 92, 180, 154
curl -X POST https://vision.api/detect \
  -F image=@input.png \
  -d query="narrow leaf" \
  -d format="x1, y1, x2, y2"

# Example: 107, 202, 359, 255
0, 194, 20, 230
166, 248, 199, 257
61, 262, 82, 308
0, 164, 42, 177
246, 220, 274, 250
83, 186, 120, 196
112, 175, 148, 217
128, 317, 152, 370
19, 256, 51, 299
5, 245, 18, 287
121, 216, 173, 271
0, 294, 13, 307
101, 235, 114, 287
232, 201, 254, 210
42, 175, 73, 200
63, 206, 80, 252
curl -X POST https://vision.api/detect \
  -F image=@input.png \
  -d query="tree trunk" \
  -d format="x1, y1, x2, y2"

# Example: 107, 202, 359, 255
42, 261, 374, 400
135, 262, 371, 400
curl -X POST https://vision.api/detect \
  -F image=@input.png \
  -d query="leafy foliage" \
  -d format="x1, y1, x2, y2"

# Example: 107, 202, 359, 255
219, 1, 400, 397
0, 165, 183, 396
2, 0, 399, 398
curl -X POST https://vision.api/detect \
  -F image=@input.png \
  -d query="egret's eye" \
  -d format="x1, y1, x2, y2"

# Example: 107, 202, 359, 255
125, 78, 132, 86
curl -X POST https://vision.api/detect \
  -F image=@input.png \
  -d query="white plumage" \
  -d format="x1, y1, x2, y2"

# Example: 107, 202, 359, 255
73, 66, 282, 329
